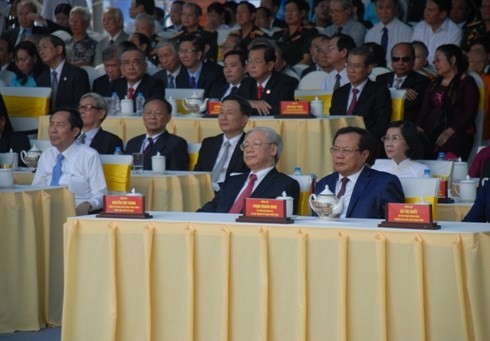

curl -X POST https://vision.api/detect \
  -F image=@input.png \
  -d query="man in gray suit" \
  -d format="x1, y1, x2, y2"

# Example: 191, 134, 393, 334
94, 8, 129, 66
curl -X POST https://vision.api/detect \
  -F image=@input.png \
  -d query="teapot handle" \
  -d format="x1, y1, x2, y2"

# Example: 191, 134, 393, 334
20, 150, 28, 164
308, 193, 318, 214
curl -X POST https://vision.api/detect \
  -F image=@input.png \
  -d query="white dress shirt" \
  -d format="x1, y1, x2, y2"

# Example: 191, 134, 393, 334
32, 142, 108, 209
335, 167, 364, 218
411, 18, 462, 65
372, 159, 430, 178
79, 127, 100, 146
232, 166, 274, 204
325, 68, 348, 91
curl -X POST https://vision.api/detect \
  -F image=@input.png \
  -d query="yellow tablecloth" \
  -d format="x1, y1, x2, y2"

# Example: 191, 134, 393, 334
38, 116, 365, 176
62, 213, 490, 341
14, 171, 213, 212
0, 186, 76, 333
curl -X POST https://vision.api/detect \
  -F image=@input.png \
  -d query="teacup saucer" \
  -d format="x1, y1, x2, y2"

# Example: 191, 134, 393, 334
0, 184, 16, 189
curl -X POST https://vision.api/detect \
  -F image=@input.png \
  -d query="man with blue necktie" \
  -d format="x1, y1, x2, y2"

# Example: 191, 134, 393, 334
32, 108, 107, 215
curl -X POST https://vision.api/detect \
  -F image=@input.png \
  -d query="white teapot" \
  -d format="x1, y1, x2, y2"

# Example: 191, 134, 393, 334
309, 185, 343, 219
21, 144, 42, 169
182, 91, 209, 116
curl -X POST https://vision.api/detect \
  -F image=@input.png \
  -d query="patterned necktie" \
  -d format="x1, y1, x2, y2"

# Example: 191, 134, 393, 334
211, 141, 231, 183
230, 86, 238, 94
190, 76, 196, 88
393, 77, 403, 89
334, 73, 341, 91
168, 74, 175, 88
78, 132, 86, 145
50, 154, 64, 186
128, 87, 135, 99
51, 70, 58, 112
257, 84, 264, 100
143, 137, 154, 158
336, 177, 349, 198
347, 88, 359, 115
229, 174, 257, 213
381, 27, 388, 53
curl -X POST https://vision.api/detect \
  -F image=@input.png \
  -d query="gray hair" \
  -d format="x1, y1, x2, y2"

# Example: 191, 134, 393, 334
70, 6, 92, 23
183, 2, 202, 17
102, 45, 122, 62
245, 127, 283, 163
156, 39, 178, 52
18, 0, 39, 15
331, 0, 353, 11
80, 92, 108, 121
135, 13, 155, 29
104, 8, 124, 28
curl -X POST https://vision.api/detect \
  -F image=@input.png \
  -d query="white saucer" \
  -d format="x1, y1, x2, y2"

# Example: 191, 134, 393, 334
0, 184, 16, 189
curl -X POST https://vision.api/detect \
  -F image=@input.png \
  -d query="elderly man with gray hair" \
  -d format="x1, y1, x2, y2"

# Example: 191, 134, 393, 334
94, 7, 129, 66
198, 126, 300, 214
324, 0, 366, 47
77, 92, 123, 154
2, 0, 48, 47
68, 6, 97, 67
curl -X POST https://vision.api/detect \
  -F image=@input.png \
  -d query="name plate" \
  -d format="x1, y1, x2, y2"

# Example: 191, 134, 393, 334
378, 203, 440, 230
207, 101, 221, 116
236, 198, 293, 224
96, 194, 152, 219
277, 101, 312, 118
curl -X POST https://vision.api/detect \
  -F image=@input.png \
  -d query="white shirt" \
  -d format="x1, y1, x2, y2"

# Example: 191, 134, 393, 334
232, 166, 274, 204
365, 17, 414, 65
347, 79, 368, 110
213, 133, 243, 184
325, 68, 348, 91
51, 60, 65, 83
411, 18, 462, 65
372, 158, 429, 178
335, 167, 364, 218
32, 142, 107, 209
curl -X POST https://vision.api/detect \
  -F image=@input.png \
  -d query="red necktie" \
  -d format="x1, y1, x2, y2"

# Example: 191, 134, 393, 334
257, 84, 264, 100
347, 88, 359, 115
337, 177, 349, 198
128, 87, 135, 99
229, 174, 257, 213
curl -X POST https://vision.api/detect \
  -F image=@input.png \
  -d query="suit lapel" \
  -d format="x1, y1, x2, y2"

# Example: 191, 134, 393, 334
251, 168, 278, 197
346, 167, 371, 216
227, 133, 245, 175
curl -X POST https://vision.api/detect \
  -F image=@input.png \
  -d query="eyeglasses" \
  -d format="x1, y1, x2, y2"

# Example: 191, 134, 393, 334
381, 135, 404, 143
240, 140, 274, 151
330, 146, 360, 155
391, 56, 412, 63
78, 104, 100, 111
178, 49, 197, 55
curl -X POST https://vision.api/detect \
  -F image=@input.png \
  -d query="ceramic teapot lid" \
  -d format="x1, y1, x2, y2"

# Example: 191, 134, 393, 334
319, 185, 335, 195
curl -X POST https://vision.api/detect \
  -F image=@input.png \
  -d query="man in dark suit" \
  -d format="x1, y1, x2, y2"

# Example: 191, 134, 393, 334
194, 94, 251, 191
36, 35, 90, 114
198, 126, 300, 213
93, 8, 129, 66
152, 40, 186, 89
376, 43, 430, 123
315, 126, 404, 219
93, 46, 123, 97
236, 44, 298, 116
208, 49, 247, 100
77, 93, 123, 154
0, 100, 30, 165
112, 48, 165, 111
2, 1, 48, 47
463, 179, 490, 222
175, 33, 224, 98
330, 47, 392, 140
125, 98, 188, 170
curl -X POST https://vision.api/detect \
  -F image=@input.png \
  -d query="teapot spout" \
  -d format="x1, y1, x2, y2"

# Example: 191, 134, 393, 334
332, 198, 343, 215
199, 98, 209, 112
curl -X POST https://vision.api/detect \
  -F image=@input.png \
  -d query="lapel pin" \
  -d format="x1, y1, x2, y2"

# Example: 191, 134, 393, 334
266, 89, 271, 94
63, 77, 67, 81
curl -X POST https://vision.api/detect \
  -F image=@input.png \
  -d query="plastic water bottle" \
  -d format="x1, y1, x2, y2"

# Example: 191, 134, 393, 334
293, 167, 302, 175
437, 152, 445, 160
114, 146, 123, 155
423, 169, 431, 178
135, 92, 145, 116
111, 92, 120, 115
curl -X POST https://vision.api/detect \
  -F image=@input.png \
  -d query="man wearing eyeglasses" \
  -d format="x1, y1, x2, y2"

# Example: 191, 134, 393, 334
198, 126, 299, 213
77, 92, 123, 154
315, 126, 404, 219
376, 43, 431, 123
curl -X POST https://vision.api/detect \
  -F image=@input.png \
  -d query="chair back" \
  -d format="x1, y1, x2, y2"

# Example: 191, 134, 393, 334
466, 71, 485, 163
398, 177, 440, 219
294, 89, 333, 116
81, 65, 102, 88
30, 139, 52, 152
418, 159, 454, 188
389, 89, 406, 121
369, 66, 391, 80
289, 174, 315, 216
51, 30, 72, 43
298, 70, 328, 90
165, 88, 205, 114
0, 87, 51, 132
99, 155, 133, 194
188, 143, 201, 170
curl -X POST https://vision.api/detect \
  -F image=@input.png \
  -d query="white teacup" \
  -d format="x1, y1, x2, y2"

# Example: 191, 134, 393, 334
310, 100, 324, 117
0, 152, 18, 169
151, 155, 166, 173
454, 179, 477, 202
120, 99, 133, 116
276, 194, 294, 218
0, 168, 14, 187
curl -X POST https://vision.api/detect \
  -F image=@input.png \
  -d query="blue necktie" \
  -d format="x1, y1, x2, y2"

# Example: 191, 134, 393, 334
381, 27, 388, 53
50, 153, 64, 186
168, 74, 175, 88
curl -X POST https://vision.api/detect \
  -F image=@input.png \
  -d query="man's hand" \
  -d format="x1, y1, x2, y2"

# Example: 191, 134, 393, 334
436, 127, 455, 147
249, 100, 271, 116
76, 202, 92, 216
404, 89, 419, 101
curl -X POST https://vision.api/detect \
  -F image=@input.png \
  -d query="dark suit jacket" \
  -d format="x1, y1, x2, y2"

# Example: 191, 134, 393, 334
193, 133, 249, 178
112, 74, 165, 111
376, 71, 430, 123
236, 71, 298, 116
93, 31, 129, 66
315, 167, 404, 219
2, 26, 48, 47
198, 168, 300, 213
36, 61, 90, 113
208, 79, 246, 100
330, 80, 391, 138
93, 75, 113, 98
152, 66, 187, 88
463, 181, 490, 222
125, 131, 189, 171
174, 61, 225, 98
89, 128, 123, 154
